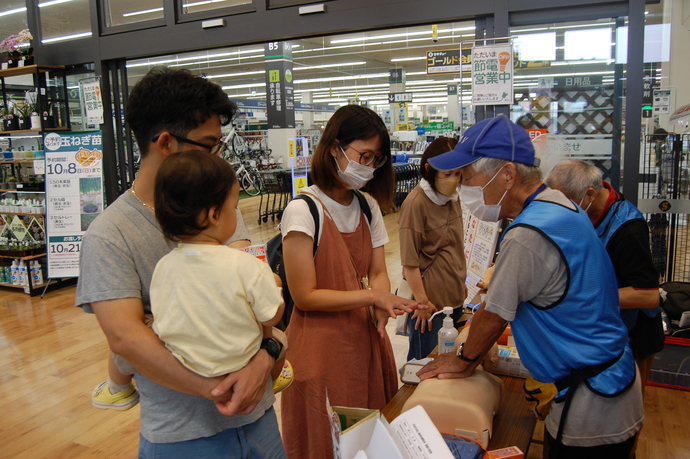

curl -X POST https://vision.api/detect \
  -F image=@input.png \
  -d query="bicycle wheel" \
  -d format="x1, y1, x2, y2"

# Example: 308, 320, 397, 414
242, 169, 263, 196
232, 132, 247, 157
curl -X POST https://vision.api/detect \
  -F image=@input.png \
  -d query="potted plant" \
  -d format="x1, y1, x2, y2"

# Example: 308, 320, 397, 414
16, 30, 33, 67
1, 106, 19, 131
16, 104, 34, 130
0, 30, 32, 68
42, 110, 55, 129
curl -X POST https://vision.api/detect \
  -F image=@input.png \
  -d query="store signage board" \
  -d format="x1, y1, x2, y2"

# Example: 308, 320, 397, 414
471, 44, 514, 106
44, 131, 105, 279
426, 48, 471, 74
653, 89, 672, 115
289, 137, 309, 198
264, 42, 295, 129
81, 80, 104, 125
462, 208, 500, 304
388, 93, 413, 103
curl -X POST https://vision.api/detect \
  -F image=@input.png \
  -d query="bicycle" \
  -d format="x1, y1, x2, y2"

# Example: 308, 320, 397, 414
219, 124, 248, 163
234, 161, 264, 197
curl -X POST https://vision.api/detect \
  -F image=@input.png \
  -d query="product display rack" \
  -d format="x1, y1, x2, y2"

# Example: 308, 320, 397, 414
0, 65, 72, 296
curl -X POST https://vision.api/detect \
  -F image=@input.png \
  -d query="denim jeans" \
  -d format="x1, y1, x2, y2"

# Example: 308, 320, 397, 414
406, 307, 464, 361
138, 407, 286, 459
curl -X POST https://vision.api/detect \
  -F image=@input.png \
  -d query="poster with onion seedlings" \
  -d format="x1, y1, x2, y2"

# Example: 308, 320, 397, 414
44, 131, 104, 278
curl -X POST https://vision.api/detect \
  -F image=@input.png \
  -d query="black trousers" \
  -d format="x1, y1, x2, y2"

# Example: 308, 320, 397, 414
544, 429, 637, 459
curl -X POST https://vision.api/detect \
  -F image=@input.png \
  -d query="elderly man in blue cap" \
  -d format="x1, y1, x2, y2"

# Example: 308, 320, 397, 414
417, 116, 643, 459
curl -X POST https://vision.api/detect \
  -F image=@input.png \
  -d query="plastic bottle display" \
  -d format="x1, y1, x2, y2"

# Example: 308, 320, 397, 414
11, 260, 19, 285
31, 260, 43, 285
435, 306, 459, 354
18, 260, 27, 286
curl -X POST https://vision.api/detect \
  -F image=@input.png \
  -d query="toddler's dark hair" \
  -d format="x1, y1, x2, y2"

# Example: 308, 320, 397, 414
154, 150, 238, 241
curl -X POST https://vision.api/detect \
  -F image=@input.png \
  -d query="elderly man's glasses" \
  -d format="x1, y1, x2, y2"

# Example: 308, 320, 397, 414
151, 133, 226, 156
339, 143, 387, 168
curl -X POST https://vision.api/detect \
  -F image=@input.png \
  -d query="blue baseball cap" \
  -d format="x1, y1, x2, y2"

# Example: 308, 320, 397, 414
428, 115, 539, 171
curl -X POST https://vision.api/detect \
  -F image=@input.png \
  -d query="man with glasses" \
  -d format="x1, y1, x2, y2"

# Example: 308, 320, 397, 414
76, 67, 285, 458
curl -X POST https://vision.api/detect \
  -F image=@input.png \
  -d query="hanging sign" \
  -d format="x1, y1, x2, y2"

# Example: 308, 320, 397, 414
471, 44, 514, 105
44, 131, 105, 278
264, 42, 295, 129
81, 81, 104, 125
426, 49, 472, 74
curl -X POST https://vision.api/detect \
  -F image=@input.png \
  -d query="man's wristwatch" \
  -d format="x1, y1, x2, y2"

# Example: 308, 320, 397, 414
260, 338, 282, 360
456, 342, 480, 363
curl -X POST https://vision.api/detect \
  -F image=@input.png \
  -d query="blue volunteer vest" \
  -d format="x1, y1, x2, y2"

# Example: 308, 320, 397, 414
595, 198, 661, 330
503, 199, 635, 396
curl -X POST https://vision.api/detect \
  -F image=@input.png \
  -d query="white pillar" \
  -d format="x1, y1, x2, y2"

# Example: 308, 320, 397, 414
302, 91, 314, 130
268, 128, 299, 167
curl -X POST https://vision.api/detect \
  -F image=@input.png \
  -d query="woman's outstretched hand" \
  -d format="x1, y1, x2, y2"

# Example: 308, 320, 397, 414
372, 291, 425, 337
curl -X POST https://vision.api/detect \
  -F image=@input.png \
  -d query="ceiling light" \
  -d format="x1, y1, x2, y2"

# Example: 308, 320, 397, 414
0, 6, 26, 17
295, 72, 389, 84
222, 83, 266, 90
206, 70, 265, 79
38, 0, 74, 6
127, 48, 264, 68
42, 32, 92, 43
294, 42, 384, 54
294, 61, 366, 70
390, 57, 426, 62
123, 7, 164, 17
550, 59, 614, 66
184, 0, 240, 7
331, 30, 430, 44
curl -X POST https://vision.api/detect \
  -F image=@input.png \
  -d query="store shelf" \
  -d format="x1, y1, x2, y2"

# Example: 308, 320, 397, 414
0, 280, 50, 290
0, 65, 65, 78
0, 160, 43, 164
0, 127, 69, 135
0, 253, 46, 261
0, 189, 45, 193
0, 211, 44, 216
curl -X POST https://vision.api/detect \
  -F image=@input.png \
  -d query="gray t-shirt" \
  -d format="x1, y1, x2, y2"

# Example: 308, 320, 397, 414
485, 188, 643, 447
76, 192, 274, 443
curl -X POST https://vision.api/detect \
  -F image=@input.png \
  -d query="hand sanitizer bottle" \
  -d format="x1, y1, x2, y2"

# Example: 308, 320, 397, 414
435, 307, 458, 354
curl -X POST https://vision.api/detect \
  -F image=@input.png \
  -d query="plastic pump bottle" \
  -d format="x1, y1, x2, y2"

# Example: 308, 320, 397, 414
11, 260, 19, 285
433, 306, 459, 354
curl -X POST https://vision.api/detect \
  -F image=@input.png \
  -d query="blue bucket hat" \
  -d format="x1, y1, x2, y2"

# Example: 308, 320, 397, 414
428, 115, 539, 171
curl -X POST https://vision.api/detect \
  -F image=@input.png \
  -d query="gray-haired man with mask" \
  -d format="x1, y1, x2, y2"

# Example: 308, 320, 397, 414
418, 116, 643, 458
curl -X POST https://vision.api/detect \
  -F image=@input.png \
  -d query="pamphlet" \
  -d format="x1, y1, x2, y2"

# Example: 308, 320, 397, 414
236, 243, 267, 263
329, 399, 454, 459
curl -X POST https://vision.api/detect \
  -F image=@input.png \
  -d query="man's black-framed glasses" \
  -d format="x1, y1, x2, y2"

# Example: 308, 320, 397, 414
339, 142, 387, 168
152, 133, 226, 156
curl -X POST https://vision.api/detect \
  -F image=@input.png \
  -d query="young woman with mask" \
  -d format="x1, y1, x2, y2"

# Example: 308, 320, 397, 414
398, 137, 468, 360
279, 105, 422, 459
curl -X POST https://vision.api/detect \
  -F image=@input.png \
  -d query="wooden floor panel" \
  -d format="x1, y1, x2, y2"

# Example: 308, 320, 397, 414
1, 194, 688, 458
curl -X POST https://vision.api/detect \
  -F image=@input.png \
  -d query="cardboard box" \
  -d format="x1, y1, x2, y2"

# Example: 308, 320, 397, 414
328, 403, 455, 459
492, 346, 529, 379
487, 446, 524, 458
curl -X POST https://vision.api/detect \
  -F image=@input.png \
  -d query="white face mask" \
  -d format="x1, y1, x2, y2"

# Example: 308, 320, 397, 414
336, 145, 376, 190
578, 194, 592, 213
460, 167, 508, 222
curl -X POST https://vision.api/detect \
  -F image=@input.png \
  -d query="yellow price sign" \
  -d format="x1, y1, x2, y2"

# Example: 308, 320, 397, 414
288, 139, 295, 157
293, 176, 307, 193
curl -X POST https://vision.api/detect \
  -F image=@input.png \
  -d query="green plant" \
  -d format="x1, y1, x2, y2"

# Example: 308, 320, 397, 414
15, 103, 35, 118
